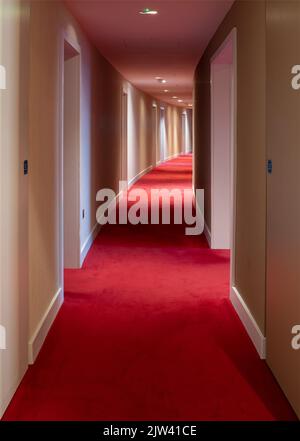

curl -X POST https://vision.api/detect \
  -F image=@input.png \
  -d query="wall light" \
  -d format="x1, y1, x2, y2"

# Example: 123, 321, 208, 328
139, 8, 158, 15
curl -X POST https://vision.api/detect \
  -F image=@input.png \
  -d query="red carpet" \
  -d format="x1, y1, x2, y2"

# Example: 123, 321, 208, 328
3, 154, 297, 420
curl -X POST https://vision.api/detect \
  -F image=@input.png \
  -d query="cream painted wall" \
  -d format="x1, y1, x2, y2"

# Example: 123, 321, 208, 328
0, 0, 188, 416
0, 0, 30, 417
127, 82, 154, 183
194, 0, 266, 333
266, 0, 300, 418
28, 0, 185, 360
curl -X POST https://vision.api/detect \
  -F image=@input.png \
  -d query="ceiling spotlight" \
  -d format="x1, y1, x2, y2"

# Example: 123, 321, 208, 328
177, 99, 183, 103
155, 77, 167, 84
139, 8, 158, 15
172, 96, 178, 99
188, 104, 193, 107
163, 89, 169, 92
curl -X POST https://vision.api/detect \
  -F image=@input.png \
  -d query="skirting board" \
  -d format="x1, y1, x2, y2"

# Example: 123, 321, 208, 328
230, 286, 266, 359
28, 287, 63, 364
128, 165, 153, 188
156, 152, 182, 166
80, 223, 101, 266
192, 184, 209, 243
204, 222, 211, 247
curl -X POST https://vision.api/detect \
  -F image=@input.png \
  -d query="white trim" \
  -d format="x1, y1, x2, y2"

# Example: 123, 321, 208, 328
28, 288, 63, 364
204, 222, 211, 247
210, 28, 237, 295
128, 165, 153, 188
156, 152, 181, 166
80, 223, 101, 266
165, 152, 181, 161
230, 286, 266, 359
210, 28, 237, 253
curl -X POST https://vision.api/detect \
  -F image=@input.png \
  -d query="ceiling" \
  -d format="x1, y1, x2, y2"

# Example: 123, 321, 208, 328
64, 0, 234, 107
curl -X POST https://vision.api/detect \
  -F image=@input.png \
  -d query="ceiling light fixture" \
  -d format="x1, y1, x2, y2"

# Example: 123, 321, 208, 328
178, 99, 183, 103
188, 104, 193, 107
172, 96, 178, 99
139, 8, 158, 15
155, 77, 167, 84
163, 89, 169, 92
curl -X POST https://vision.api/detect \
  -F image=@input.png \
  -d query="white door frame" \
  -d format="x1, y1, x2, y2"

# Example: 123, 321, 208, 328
159, 106, 166, 163
210, 28, 237, 289
152, 103, 158, 166
59, 33, 81, 293
121, 89, 128, 185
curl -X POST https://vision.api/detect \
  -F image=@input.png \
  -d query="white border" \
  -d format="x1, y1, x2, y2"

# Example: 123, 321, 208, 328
80, 223, 101, 266
204, 222, 211, 247
230, 286, 266, 358
28, 288, 63, 364
128, 164, 153, 188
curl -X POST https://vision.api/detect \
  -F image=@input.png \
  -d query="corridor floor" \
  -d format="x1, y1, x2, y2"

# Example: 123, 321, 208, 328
3, 155, 296, 420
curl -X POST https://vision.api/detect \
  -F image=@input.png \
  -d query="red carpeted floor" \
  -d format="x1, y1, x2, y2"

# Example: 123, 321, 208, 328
3, 154, 297, 420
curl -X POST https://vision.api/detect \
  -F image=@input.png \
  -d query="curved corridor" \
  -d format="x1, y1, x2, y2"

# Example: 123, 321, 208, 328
3, 155, 296, 420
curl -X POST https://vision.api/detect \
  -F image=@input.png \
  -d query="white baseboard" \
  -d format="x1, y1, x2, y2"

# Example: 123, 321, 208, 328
156, 152, 181, 166
204, 222, 211, 247
230, 286, 266, 359
28, 287, 63, 364
128, 165, 153, 188
164, 152, 181, 161
80, 223, 101, 266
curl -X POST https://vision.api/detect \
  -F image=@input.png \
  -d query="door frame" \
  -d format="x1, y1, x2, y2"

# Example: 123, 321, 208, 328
210, 28, 237, 290
121, 89, 128, 186
59, 33, 81, 292
159, 106, 166, 163
152, 103, 158, 166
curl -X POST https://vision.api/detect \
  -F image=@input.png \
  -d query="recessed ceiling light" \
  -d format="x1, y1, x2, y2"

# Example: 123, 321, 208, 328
163, 89, 169, 92
155, 77, 167, 84
172, 96, 178, 99
178, 99, 183, 103
139, 8, 158, 15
